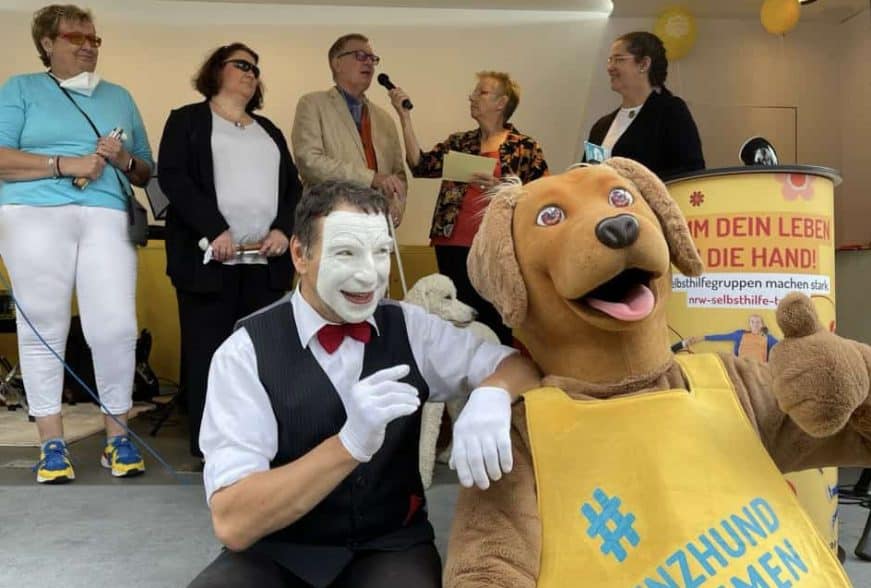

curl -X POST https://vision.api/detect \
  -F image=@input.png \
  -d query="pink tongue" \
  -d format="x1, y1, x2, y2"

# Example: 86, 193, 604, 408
586, 284, 655, 321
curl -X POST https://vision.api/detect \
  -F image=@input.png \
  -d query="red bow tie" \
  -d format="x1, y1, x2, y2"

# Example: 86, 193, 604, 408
317, 322, 372, 354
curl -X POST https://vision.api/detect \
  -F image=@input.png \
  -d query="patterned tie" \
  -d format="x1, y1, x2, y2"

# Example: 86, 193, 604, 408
317, 322, 372, 354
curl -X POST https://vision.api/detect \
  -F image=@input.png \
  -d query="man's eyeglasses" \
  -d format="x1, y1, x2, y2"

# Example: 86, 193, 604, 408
336, 50, 381, 65
57, 32, 102, 48
225, 59, 261, 79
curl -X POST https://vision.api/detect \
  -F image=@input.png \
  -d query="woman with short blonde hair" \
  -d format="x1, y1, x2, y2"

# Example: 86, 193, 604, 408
0, 4, 153, 483
387, 70, 548, 345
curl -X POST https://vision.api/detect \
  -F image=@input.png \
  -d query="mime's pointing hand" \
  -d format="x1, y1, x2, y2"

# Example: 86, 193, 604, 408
339, 365, 420, 462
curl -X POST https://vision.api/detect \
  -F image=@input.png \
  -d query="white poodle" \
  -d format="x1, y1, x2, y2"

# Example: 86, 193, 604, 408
403, 273, 500, 489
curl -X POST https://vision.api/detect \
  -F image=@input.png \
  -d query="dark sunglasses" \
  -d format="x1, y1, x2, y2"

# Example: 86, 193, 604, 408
224, 59, 260, 78
336, 50, 380, 65
58, 32, 102, 48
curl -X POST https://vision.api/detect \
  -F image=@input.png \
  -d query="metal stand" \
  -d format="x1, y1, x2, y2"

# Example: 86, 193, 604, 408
0, 314, 26, 413
149, 352, 184, 438
855, 469, 871, 496
149, 392, 180, 437
856, 505, 871, 561
0, 355, 26, 412
855, 469, 871, 561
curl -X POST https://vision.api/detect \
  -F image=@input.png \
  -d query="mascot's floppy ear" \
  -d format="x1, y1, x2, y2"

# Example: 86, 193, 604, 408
603, 157, 704, 277
468, 178, 528, 327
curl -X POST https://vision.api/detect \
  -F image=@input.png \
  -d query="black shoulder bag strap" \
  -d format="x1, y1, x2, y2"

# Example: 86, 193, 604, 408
46, 73, 137, 225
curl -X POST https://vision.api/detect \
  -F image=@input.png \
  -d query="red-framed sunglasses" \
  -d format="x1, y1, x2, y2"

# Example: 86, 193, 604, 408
57, 32, 102, 48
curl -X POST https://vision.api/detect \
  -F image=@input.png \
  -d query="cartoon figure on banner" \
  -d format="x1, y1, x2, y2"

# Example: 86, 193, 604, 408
677, 313, 779, 363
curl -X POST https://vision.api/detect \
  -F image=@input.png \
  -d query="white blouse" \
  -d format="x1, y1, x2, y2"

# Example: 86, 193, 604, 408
601, 105, 643, 153
211, 113, 280, 265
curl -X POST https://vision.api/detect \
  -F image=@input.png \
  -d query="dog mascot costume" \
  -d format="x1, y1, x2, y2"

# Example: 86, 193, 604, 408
443, 158, 871, 587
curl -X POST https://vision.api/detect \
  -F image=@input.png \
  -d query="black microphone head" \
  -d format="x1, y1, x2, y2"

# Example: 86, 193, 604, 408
377, 73, 412, 109
377, 73, 393, 88
739, 136, 778, 166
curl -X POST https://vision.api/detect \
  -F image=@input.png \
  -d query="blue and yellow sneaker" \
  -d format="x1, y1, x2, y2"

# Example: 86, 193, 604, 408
101, 436, 145, 478
34, 439, 75, 484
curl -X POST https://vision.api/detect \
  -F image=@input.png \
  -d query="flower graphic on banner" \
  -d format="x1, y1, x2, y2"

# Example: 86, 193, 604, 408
689, 191, 704, 207
779, 174, 815, 201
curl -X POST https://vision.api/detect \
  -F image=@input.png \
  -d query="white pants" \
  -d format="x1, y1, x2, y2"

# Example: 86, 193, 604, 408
0, 205, 138, 417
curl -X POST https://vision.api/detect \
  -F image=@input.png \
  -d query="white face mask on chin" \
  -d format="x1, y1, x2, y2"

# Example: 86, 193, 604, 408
58, 71, 101, 96
316, 210, 392, 324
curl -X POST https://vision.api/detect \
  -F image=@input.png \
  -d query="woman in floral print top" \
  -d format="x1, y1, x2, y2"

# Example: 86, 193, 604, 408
389, 71, 548, 344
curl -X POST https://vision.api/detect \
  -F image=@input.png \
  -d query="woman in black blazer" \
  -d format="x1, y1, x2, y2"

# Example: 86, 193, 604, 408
158, 43, 301, 456
587, 31, 705, 180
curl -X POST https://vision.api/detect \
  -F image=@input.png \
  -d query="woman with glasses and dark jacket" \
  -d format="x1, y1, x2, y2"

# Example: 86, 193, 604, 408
0, 4, 153, 484
157, 42, 302, 458
585, 31, 704, 180
387, 71, 548, 346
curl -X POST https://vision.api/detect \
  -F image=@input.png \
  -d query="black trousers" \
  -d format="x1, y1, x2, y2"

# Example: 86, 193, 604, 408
434, 245, 513, 345
176, 264, 285, 456
187, 543, 442, 588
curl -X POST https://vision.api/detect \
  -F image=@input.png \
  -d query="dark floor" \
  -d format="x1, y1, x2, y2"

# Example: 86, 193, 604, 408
1, 403, 870, 587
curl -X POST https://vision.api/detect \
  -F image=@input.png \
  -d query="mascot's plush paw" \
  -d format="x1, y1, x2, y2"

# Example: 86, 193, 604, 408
770, 293, 870, 437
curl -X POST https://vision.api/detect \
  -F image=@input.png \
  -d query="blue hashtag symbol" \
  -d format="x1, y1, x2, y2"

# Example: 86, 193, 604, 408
580, 488, 640, 563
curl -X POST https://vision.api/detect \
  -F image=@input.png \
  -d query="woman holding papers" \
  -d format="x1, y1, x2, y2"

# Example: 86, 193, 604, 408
389, 70, 547, 345
586, 31, 704, 179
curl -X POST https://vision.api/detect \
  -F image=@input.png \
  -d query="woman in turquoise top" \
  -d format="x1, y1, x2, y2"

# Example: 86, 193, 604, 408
0, 5, 153, 484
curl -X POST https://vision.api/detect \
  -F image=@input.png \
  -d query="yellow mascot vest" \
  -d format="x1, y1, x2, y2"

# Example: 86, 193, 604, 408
524, 353, 850, 587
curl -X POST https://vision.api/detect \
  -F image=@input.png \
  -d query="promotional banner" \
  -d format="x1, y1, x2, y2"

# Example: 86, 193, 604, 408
666, 168, 840, 552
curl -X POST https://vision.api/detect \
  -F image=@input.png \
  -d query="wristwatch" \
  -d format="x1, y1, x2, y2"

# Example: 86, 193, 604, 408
125, 155, 136, 174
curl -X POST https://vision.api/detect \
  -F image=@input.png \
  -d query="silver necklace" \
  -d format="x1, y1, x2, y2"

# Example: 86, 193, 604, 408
212, 101, 246, 130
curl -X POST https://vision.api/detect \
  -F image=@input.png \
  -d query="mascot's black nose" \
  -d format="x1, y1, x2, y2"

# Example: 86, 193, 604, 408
595, 214, 639, 249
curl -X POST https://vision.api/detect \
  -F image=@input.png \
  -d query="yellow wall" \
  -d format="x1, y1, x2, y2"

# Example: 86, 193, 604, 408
389, 245, 438, 299
136, 241, 180, 382
0, 243, 181, 382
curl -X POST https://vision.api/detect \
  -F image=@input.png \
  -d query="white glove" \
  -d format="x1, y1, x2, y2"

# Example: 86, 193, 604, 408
450, 386, 513, 490
339, 364, 420, 462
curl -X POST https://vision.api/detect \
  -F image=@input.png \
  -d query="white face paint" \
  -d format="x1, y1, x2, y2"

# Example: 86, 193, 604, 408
316, 210, 392, 323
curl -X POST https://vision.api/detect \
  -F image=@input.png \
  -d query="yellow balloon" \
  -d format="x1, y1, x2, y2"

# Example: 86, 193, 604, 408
653, 6, 698, 61
760, 0, 801, 35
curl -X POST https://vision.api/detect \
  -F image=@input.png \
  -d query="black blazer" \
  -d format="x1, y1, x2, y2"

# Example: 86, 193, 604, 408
158, 101, 302, 293
588, 89, 705, 180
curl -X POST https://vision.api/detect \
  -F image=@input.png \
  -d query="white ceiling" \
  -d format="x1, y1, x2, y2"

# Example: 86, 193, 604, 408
176, 0, 869, 23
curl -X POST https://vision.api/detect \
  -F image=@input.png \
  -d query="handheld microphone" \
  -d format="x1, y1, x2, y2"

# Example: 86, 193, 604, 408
377, 73, 413, 110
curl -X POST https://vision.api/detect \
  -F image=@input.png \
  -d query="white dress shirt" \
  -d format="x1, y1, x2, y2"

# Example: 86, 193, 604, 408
200, 289, 516, 503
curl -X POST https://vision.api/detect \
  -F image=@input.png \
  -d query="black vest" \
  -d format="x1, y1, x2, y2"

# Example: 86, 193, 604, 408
237, 298, 435, 584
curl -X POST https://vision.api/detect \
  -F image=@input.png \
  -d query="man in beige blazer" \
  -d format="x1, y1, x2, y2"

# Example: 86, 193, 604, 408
292, 33, 407, 224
